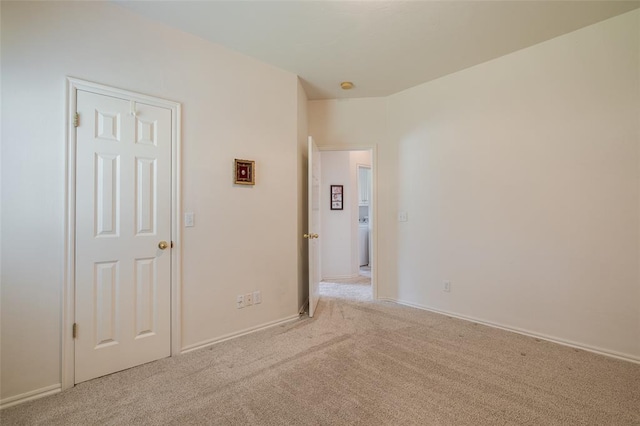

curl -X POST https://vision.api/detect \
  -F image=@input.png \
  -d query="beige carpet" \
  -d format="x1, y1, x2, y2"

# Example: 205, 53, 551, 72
320, 272, 372, 299
2, 282, 639, 425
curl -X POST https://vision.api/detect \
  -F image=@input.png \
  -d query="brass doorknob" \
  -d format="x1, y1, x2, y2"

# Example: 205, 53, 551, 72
158, 241, 169, 250
303, 234, 310, 239
311, 233, 319, 239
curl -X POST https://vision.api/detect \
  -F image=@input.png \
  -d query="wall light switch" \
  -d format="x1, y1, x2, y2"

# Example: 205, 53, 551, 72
398, 211, 408, 222
185, 212, 195, 227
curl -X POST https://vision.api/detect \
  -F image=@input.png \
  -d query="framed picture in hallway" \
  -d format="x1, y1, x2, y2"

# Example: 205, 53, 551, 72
331, 185, 343, 210
234, 159, 255, 185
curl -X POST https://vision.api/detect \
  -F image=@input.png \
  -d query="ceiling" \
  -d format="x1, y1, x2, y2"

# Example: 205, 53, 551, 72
116, 1, 639, 100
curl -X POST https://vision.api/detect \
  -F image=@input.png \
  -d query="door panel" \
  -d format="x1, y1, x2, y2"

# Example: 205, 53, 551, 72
94, 261, 119, 348
75, 90, 171, 383
135, 157, 156, 235
95, 153, 120, 236
134, 257, 157, 339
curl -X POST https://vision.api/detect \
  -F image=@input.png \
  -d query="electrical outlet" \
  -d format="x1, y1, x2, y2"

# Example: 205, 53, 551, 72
444, 281, 451, 293
245, 292, 253, 306
253, 291, 261, 304
236, 295, 245, 309
398, 211, 408, 222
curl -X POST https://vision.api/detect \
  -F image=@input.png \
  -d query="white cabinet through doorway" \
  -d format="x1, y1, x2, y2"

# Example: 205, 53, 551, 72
358, 167, 371, 206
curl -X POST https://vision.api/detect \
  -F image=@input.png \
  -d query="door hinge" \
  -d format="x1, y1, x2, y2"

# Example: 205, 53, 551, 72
72, 323, 77, 339
73, 113, 80, 128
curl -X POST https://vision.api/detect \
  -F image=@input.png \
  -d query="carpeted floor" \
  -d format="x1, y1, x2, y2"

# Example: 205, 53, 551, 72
320, 271, 372, 300
2, 280, 639, 425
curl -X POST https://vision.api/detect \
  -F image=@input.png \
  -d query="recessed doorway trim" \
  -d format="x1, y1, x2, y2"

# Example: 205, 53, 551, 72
317, 144, 378, 300
62, 77, 182, 390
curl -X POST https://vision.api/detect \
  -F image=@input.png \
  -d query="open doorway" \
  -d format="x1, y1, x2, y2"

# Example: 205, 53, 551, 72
318, 148, 374, 301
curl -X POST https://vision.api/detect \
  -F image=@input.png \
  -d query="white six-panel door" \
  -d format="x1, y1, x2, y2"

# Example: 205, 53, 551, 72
75, 90, 172, 383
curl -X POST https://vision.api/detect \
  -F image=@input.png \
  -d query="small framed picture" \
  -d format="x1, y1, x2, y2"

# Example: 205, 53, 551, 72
330, 185, 343, 210
234, 159, 255, 185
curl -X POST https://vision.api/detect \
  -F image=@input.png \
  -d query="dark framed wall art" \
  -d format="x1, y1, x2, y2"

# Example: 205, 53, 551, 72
330, 185, 343, 210
234, 159, 255, 185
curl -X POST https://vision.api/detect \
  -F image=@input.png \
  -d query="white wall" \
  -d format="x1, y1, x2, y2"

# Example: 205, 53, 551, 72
320, 151, 355, 279
388, 10, 640, 359
1, 1, 300, 402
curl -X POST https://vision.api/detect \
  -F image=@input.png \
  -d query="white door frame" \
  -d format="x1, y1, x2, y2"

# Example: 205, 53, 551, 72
62, 77, 182, 390
317, 144, 378, 300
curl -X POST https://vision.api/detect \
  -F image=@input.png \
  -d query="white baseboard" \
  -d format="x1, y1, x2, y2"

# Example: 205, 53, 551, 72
1, 384, 61, 410
181, 314, 301, 354
379, 297, 640, 365
322, 273, 359, 281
